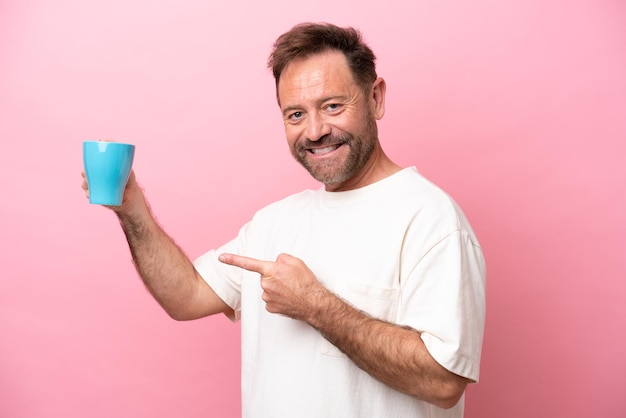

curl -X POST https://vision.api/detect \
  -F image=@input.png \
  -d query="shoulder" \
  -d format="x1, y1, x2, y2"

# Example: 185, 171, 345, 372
396, 168, 479, 240
388, 168, 458, 215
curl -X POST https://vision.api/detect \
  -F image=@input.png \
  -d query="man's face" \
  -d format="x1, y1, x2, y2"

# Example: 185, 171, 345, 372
277, 50, 382, 191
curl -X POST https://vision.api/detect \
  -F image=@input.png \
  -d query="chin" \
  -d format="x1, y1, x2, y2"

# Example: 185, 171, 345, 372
310, 167, 353, 186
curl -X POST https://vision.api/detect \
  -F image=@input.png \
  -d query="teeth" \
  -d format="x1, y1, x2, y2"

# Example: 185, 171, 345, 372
311, 145, 339, 155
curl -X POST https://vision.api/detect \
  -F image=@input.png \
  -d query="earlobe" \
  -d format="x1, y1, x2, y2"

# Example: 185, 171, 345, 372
371, 77, 386, 120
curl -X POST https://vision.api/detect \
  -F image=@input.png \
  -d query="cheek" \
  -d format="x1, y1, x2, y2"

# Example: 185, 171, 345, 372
284, 125, 301, 148
335, 111, 361, 132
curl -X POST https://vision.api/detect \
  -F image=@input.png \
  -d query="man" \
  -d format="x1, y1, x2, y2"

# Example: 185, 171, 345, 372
82, 22, 486, 417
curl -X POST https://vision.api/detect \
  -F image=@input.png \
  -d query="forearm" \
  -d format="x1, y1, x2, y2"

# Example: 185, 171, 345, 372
116, 199, 205, 320
216, 251, 468, 407
308, 291, 467, 408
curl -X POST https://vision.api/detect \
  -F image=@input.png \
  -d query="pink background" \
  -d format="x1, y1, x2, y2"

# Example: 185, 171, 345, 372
1, 1, 625, 417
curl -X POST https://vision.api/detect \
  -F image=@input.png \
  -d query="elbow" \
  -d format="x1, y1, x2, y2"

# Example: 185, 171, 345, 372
433, 392, 463, 410
155, 294, 205, 321
168, 312, 192, 321
166, 308, 207, 321
162, 304, 202, 321
166, 309, 193, 321
163, 302, 226, 321
430, 378, 468, 409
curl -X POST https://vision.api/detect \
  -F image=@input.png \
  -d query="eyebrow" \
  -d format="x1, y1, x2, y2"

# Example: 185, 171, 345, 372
281, 105, 302, 118
281, 95, 349, 117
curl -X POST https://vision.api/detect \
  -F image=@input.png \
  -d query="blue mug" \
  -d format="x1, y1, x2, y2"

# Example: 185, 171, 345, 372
83, 141, 135, 206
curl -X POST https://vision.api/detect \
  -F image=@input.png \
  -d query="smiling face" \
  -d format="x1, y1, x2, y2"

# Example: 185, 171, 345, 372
278, 50, 386, 191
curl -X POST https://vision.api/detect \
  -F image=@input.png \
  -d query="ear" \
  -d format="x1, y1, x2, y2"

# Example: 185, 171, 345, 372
370, 77, 386, 120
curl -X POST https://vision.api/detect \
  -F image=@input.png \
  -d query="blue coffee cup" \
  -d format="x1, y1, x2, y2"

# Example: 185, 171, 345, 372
83, 141, 135, 206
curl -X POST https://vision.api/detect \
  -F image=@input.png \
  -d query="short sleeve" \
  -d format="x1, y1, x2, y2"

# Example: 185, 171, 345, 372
399, 230, 486, 381
193, 222, 255, 322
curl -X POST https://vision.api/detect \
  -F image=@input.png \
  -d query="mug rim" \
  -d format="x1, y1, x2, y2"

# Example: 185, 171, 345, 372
83, 140, 135, 147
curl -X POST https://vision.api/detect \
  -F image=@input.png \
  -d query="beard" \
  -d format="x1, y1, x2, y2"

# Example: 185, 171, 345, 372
290, 114, 379, 186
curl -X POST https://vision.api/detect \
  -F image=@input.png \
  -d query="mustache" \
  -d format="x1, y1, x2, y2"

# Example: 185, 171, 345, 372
298, 133, 351, 150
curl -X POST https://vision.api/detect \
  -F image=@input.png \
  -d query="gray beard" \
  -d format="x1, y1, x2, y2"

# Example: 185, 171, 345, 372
292, 130, 377, 186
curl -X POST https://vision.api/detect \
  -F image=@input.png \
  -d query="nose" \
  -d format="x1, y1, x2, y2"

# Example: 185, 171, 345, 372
304, 112, 331, 142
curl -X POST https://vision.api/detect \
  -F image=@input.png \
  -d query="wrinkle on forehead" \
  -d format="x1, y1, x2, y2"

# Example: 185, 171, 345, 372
278, 50, 359, 108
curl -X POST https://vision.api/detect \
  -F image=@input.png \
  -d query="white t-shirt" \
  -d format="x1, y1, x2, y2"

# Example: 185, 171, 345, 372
194, 167, 486, 418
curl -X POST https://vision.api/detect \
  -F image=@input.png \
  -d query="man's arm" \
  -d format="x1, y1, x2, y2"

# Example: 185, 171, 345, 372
308, 288, 469, 409
82, 171, 232, 320
218, 252, 469, 409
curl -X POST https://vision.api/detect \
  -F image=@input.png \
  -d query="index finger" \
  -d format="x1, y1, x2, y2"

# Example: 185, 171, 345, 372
218, 253, 273, 275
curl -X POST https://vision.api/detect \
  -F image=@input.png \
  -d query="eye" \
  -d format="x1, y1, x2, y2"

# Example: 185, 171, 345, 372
326, 103, 341, 113
289, 111, 303, 121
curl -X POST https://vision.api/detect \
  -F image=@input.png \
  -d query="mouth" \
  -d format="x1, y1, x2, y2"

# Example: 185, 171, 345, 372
307, 144, 343, 155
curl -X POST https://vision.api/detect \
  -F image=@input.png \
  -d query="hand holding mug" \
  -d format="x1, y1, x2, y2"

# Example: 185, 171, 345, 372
82, 140, 135, 206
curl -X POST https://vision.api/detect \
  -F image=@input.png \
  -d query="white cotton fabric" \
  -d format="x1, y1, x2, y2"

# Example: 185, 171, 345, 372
194, 167, 486, 418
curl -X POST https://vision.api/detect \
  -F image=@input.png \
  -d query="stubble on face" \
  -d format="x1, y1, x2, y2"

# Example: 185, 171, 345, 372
290, 107, 379, 186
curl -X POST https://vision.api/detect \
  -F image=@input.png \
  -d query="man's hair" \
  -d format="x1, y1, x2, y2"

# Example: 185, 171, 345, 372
268, 22, 377, 95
